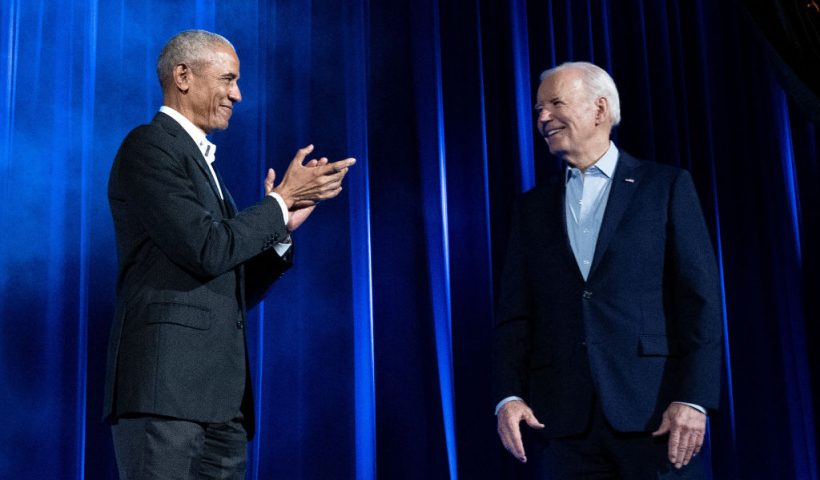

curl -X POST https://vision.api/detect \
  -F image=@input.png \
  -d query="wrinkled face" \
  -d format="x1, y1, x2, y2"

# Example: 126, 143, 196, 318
534, 69, 601, 159
186, 43, 242, 133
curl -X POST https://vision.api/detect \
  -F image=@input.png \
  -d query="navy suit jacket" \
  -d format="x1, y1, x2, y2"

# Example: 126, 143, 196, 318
104, 112, 291, 438
492, 152, 722, 437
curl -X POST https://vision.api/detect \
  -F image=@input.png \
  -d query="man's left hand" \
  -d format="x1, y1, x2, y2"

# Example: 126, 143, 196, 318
652, 403, 706, 469
265, 158, 328, 232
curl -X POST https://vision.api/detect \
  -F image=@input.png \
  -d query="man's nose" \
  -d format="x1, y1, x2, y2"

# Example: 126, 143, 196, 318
538, 108, 551, 123
230, 84, 242, 103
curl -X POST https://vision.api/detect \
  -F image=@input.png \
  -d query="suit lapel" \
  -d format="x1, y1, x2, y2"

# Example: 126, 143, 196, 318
588, 153, 642, 278
538, 173, 586, 283
215, 168, 238, 219
152, 112, 226, 207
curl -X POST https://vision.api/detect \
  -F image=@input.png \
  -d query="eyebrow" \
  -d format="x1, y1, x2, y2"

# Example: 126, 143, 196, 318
534, 96, 560, 107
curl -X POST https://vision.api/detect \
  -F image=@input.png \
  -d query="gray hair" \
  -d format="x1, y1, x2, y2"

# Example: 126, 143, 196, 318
156, 30, 233, 90
540, 62, 621, 126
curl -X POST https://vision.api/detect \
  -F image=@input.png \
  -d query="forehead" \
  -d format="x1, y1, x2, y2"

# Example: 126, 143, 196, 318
200, 44, 240, 75
537, 69, 584, 101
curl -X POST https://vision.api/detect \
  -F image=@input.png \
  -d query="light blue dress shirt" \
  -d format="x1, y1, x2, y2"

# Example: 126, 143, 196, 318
565, 142, 619, 280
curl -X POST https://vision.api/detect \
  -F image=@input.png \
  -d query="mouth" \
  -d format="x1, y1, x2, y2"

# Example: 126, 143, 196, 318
544, 127, 563, 138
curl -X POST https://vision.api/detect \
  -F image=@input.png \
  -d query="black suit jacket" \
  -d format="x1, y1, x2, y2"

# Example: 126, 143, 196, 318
492, 152, 722, 437
104, 112, 291, 437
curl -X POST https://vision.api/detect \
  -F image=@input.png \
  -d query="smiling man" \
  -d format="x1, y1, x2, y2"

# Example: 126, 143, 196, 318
104, 30, 354, 479
493, 62, 722, 479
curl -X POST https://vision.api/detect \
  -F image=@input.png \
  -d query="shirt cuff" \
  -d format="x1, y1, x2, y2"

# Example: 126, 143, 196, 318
273, 237, 292, 257
266, 192, 292, 256
672, 401, 707, 415
495, 396, 524, 415
267, 191, 289, 226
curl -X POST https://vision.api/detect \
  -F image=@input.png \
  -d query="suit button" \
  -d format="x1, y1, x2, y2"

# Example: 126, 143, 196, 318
582, 290, 593, 299
580, 341, 587, 348
236, 321, 244, 329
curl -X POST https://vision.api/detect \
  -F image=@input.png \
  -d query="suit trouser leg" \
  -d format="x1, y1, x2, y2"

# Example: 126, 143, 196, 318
112, 414, 247, 480
531, 400, 707, 480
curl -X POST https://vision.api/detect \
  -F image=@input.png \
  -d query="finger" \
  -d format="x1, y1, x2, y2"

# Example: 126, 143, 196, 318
313, 162, 354, 178
667, 426, 681, 464
306, 159, 319, 167
316, 187, 343, 200
497, 418, 515, 456
674, 429, 691, 468
509, 421, 527, 462
313, 171, 348, 193
524, 410, 545, 429
326, 157, 356, 173
292, 144, 315, 165
652, 417, 670, 437
264, 168, 276, 193
693, 432, 704, 457
318, 157, 329, 165
682, 432, 698, 466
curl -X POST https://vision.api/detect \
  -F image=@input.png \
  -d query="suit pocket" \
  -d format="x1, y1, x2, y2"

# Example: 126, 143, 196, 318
145, 302, 212, 330
638, 334, 680, 357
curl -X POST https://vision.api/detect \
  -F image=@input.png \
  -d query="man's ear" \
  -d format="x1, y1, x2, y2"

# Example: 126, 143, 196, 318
594, 96, 609, 125
173, 63, 192, 93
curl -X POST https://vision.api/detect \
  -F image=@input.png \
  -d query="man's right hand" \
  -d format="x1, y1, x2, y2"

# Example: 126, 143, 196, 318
497, 399, 544, 463
273, 145, 355, 209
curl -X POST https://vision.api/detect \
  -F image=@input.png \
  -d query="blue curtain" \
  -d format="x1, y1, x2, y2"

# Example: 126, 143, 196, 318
1, 0, 818, 479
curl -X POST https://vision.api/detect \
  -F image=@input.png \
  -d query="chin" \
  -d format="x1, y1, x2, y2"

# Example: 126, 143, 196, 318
546, 144, 567, 157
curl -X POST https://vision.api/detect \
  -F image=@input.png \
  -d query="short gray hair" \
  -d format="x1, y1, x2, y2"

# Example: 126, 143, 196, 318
156, 30, 233, 90
540, 62, 621, 126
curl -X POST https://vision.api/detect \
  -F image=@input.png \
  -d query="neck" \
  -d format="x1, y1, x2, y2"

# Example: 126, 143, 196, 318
563, 137, 610, 172
162, 95, 208, 134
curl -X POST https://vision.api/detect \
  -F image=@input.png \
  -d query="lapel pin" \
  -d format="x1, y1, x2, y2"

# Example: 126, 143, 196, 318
624, 178, 635, 183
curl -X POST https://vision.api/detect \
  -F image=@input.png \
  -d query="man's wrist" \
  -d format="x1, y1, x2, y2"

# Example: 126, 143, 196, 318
672, 401, 707, 415
271, 186, 294, 209
267, 192, 289, 226
495, 396, 524, 415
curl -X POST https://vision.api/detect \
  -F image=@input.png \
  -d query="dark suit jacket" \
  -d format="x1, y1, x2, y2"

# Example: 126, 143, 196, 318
104, 112, 291, 438
492, 152, 722, 438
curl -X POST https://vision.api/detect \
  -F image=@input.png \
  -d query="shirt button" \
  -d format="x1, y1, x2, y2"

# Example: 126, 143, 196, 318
582, 290, 593, 299
583, 228, 591, 234
583, 259, 591, 265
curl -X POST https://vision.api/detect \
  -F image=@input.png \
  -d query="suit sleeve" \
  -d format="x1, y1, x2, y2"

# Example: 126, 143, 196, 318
492, 201, 533, 405
666, 170, 722, 411
115, 128, 289, 278
244, 243, 294, 309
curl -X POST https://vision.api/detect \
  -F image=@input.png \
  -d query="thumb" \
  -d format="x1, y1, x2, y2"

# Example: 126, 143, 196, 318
652, 416, 671, 437
524, 409, 545, 429
264, 168, 276, 193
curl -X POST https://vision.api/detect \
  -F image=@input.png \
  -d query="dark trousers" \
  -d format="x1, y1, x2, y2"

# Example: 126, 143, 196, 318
530, 401, 707, 480
111, 413, 248, 480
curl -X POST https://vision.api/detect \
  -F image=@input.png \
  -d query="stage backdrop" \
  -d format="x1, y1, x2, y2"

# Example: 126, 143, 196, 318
1, 0, 818, 479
